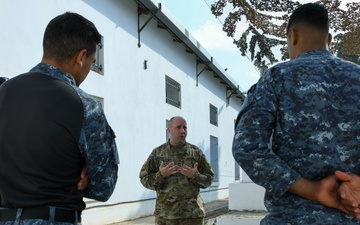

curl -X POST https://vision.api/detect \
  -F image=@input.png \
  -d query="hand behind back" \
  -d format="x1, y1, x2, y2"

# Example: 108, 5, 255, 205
335, 170, 360, 219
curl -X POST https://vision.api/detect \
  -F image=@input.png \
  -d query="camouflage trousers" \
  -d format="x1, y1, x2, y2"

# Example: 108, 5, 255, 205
155, 217, 204, 225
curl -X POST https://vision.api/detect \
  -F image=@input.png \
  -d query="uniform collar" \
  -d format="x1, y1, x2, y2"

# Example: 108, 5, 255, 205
30, 63, 77, 86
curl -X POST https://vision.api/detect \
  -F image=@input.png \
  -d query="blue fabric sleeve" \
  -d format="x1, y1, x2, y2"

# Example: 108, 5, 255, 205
78, 92, 119, 202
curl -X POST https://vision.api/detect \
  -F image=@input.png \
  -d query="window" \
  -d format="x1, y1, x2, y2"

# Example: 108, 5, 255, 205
210, 135, 219, 183
234, 161, 240, 181
166, 119, 170, 141
165, 76, 181, 108
210, 104, 218, 126
91, 37, 104, 75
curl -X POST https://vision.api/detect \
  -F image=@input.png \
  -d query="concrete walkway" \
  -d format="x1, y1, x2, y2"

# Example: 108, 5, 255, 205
107, 198, 268, 225
108, 198, 229, 225
215, 210, 268, 225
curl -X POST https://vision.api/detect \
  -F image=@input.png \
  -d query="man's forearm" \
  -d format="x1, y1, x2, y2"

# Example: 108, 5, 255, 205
289, 175, 345, 213
288, 177, 319, 202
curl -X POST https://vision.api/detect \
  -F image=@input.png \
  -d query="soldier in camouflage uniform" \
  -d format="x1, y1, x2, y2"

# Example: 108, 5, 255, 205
233, 3, 360, 225
0, 13, 119, 224
140, 116, 214, 225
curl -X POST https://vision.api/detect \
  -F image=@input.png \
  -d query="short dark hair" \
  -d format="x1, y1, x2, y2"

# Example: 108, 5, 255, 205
43, 12, 101, 63
287, 3, 329, 35
0, 77, 8, 86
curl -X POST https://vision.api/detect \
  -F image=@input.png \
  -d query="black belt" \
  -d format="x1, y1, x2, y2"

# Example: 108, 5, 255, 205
0, 207, 80, 223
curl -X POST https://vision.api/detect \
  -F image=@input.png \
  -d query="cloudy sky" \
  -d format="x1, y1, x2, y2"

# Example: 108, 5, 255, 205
159, 0, 359, 91
159, 0, 260, 92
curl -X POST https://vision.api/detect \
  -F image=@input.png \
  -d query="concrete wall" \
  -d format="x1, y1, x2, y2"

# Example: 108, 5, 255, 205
0, 0, 244, 223
229, 182, 266, 211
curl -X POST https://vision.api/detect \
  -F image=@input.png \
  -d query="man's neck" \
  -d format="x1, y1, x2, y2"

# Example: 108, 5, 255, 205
169, 140, 186, 148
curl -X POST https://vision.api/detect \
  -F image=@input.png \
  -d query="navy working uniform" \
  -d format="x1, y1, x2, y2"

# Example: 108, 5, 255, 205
233, 50, 360, 224
0, 63, 119, 224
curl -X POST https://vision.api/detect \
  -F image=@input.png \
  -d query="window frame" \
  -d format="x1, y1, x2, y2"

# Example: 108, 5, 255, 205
209, 104, 218, 126
165, 75, 181, 108
210, 135, 219, 184
91, 37, 104, 75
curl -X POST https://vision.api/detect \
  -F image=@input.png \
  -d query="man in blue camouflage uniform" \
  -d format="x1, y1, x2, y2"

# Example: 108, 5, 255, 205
0, 12, 119, 224
233, 3, 360, 225
140, 116, 214, 225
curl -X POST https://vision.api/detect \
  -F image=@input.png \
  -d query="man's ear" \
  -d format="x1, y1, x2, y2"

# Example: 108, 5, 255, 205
327, 33, 332, 47
289, 28, 298, 46
76, 49, 88, 66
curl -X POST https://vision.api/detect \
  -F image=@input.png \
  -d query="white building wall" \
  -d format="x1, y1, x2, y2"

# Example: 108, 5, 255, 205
0, 0, 245, 224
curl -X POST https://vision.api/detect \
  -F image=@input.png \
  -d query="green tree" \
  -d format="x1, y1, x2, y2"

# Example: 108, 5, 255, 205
337, 43, 360, 65
207, 0, 360, 71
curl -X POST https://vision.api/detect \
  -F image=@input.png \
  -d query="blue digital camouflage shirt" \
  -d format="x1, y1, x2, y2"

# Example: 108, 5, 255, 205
30, 63, 119, 202
233, 50, 360, 224
0, 63, 119, 225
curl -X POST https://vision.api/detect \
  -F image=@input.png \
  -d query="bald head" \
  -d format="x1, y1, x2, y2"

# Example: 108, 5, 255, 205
168, 116, 187, 146
168, 116, 185, 127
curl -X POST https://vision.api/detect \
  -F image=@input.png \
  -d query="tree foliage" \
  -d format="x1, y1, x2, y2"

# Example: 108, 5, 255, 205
209, 0, 360, 71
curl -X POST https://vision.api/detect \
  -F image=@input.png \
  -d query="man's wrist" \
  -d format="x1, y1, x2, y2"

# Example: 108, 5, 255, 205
156, 171, 165, 181
190, 170, 200, 181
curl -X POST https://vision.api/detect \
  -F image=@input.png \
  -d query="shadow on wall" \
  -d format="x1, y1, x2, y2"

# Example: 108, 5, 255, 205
83, 0, 135, 35
83, 0, 219, 93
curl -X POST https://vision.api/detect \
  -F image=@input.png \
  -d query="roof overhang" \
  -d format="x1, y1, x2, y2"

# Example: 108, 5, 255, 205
134, 0, 246, 101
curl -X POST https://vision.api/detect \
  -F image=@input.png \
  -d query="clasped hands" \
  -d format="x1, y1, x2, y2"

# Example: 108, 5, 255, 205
159, 161, 198, 179
317, 170, 360, 219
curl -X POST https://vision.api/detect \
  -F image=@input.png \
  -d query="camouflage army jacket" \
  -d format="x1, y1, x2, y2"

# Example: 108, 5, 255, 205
139, 141, 214, 219
233, 50, 360, 224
